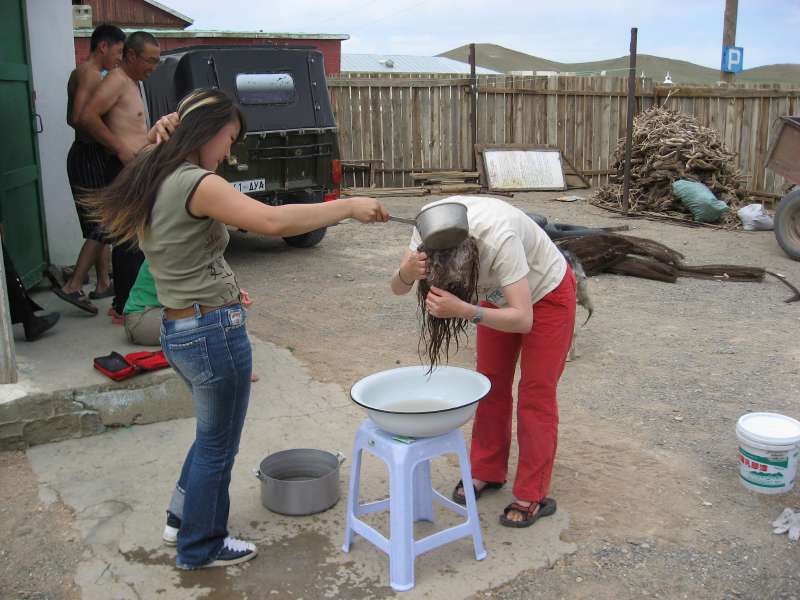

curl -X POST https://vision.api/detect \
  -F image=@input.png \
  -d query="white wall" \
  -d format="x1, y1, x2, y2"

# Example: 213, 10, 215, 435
25, 0, 81, 266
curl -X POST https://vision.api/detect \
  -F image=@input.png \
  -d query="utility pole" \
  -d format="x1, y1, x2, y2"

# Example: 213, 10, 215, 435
621, 27, 638, 214
469, 43, 477, 171
721, 0, 739, 83
0, 237, 18, 384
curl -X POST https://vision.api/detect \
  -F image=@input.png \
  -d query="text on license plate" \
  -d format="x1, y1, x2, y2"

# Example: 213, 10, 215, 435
232, 178, 266, 193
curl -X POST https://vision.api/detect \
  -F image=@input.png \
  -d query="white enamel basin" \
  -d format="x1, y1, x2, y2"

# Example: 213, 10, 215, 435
350, 366, 491, 437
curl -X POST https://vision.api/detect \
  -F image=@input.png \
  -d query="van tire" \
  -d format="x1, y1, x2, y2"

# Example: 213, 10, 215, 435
283, 227, 327, 248
774, 189, 800, 260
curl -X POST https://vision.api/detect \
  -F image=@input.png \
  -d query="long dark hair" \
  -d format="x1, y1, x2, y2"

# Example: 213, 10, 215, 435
417, 237, 480, 370
83, 88, 246, 246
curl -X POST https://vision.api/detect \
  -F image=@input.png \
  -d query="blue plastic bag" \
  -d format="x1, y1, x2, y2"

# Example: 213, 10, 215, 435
671, 180, 729, 223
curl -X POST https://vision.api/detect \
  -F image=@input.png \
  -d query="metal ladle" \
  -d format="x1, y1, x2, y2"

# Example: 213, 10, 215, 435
388, 201, 469, 250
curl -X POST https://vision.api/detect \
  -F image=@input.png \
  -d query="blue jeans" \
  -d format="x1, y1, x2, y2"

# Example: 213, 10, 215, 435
160, 303, 252, 569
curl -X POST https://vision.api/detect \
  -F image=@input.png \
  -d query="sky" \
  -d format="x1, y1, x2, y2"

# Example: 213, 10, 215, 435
163, 0, 798, 69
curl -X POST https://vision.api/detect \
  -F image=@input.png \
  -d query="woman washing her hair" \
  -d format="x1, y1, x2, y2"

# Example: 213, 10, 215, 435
86, 88, 388, 569
391, 195, 575, 528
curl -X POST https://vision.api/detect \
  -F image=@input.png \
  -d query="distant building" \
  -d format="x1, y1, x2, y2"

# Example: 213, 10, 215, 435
72, 0, 348, 74
342, 54, 501, 75
509, 70, 577, 77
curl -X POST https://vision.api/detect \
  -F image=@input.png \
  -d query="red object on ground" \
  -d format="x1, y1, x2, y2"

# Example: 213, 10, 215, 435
125, 351, 169, 371
469, 267, 576, 503
93, 352, 138, 381
93, 350, 170, 381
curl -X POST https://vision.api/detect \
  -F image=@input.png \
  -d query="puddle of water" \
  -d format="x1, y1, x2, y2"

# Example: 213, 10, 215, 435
121, 547, 239, 600
234, 531, 390, 599
122, 530, 390, 599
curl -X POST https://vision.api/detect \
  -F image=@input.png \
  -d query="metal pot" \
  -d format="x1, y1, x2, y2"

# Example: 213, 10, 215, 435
389, 201, 469, 250
255, 449, 345, 516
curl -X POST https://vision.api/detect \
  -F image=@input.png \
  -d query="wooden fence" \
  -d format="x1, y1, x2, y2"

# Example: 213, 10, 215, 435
327, 74, 799, 195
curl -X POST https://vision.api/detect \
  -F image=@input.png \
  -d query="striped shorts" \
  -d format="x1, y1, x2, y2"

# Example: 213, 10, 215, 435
66, 140, 113, 243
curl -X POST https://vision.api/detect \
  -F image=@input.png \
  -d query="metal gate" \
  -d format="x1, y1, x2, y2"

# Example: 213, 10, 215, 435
0, 0, 48, 288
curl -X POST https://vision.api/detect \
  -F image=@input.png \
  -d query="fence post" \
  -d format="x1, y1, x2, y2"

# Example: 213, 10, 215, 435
469, 43, 477, 171
622, 27, 638, 214
0, 237, 18, 384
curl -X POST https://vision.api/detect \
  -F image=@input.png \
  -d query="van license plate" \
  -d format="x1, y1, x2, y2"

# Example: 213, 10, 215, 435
232, 178, 266, 193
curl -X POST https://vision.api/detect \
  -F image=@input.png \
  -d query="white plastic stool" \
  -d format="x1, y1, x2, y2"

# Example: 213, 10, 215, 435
342, 419, 486, 592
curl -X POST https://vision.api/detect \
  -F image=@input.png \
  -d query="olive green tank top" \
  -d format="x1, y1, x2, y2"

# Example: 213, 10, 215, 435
140, 162, 240, 309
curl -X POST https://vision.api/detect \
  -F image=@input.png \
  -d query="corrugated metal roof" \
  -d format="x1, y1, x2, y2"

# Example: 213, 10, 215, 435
341, 54, 500, 74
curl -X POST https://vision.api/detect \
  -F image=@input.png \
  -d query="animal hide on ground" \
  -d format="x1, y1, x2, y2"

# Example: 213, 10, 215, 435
556, 233, 765, 283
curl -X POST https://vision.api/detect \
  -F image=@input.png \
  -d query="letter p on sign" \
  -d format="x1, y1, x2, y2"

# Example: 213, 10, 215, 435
722, 46, 744, 73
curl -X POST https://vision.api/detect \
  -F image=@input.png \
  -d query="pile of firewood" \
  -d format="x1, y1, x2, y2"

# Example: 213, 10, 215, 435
594, 106, 750, 228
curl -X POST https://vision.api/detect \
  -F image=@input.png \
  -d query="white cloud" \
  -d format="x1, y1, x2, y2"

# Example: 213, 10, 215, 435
383, 34, 448, 56
161, 0, 795, 68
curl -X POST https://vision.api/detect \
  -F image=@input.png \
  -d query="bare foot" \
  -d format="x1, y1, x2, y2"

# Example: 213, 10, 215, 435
504, 500, 535, 523
454, 478, 489, 501
61, 283, 83, 295
89, 285, 114, 300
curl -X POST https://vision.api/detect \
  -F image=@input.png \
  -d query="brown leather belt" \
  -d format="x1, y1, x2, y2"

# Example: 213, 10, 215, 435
163, 302, 237, 321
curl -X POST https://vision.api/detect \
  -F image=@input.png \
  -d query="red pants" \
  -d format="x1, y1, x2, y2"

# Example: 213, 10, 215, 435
470, 267, 576, 502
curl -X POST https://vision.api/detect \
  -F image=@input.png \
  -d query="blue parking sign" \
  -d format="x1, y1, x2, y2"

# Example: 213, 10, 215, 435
722, 46, 744, 73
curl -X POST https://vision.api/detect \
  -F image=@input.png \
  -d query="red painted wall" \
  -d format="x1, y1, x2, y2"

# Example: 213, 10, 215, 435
81, 0, 188, 29
75, 37, 342, 74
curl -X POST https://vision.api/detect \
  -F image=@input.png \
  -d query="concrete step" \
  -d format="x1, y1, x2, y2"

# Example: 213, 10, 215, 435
0, 291, 191, 450
0, 370, 190, 450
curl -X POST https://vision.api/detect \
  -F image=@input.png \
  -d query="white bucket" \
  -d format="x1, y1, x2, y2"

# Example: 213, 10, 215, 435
736, 412, 800, 495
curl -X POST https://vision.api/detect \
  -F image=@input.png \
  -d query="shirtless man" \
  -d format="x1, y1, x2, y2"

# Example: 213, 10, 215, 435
54, 24, 125, 315
78, 31, 172, 165
77, 31, 177, 319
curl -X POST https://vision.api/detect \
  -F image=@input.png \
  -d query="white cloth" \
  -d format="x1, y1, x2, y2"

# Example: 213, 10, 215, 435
409, 196, 566, 306
773, 507, 800, 541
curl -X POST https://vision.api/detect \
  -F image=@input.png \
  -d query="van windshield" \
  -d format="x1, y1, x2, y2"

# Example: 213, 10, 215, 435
235, 72, 295, 105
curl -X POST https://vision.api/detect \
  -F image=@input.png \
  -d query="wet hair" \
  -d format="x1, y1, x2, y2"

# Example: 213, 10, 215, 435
416, 236, 480, 371
90, 24, 125, 53
83, 88, 246, 246
124, 31, 159, 57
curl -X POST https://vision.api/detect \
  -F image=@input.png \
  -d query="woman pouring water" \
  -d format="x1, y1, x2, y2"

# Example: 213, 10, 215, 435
390, 195, 576, 528
86, 88, 388, 569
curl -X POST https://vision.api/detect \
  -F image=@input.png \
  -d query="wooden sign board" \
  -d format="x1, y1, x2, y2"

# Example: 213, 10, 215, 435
476, 145, 567, 192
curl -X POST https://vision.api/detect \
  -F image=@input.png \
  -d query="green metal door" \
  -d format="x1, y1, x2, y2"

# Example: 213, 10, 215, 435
0, 0, 48, 288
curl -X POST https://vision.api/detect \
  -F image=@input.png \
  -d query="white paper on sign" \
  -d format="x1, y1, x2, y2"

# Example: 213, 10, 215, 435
483, 149, 566, 191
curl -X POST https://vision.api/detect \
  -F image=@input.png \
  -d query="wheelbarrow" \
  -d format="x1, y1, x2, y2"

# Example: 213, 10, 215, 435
765, 116, 800, 260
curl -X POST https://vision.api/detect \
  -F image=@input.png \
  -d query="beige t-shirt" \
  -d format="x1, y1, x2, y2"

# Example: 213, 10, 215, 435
140, 162, 240, 309
409, 196, 566, 306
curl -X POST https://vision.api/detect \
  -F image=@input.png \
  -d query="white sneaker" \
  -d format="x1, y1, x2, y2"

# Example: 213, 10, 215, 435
162, 512, 180, 546
199, 537, 258, 569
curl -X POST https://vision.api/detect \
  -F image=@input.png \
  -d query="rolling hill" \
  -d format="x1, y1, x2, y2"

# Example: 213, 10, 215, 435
439, 44, 800, 85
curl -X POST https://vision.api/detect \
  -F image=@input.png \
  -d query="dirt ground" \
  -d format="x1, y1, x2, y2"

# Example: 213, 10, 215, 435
4, 190, 800, 599
0, 450, 82, 600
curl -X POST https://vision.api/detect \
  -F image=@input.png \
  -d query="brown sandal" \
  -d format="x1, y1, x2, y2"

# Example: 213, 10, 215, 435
52, 287, 98, 315
452, 479, 504, 505
499, 497, 557, 528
